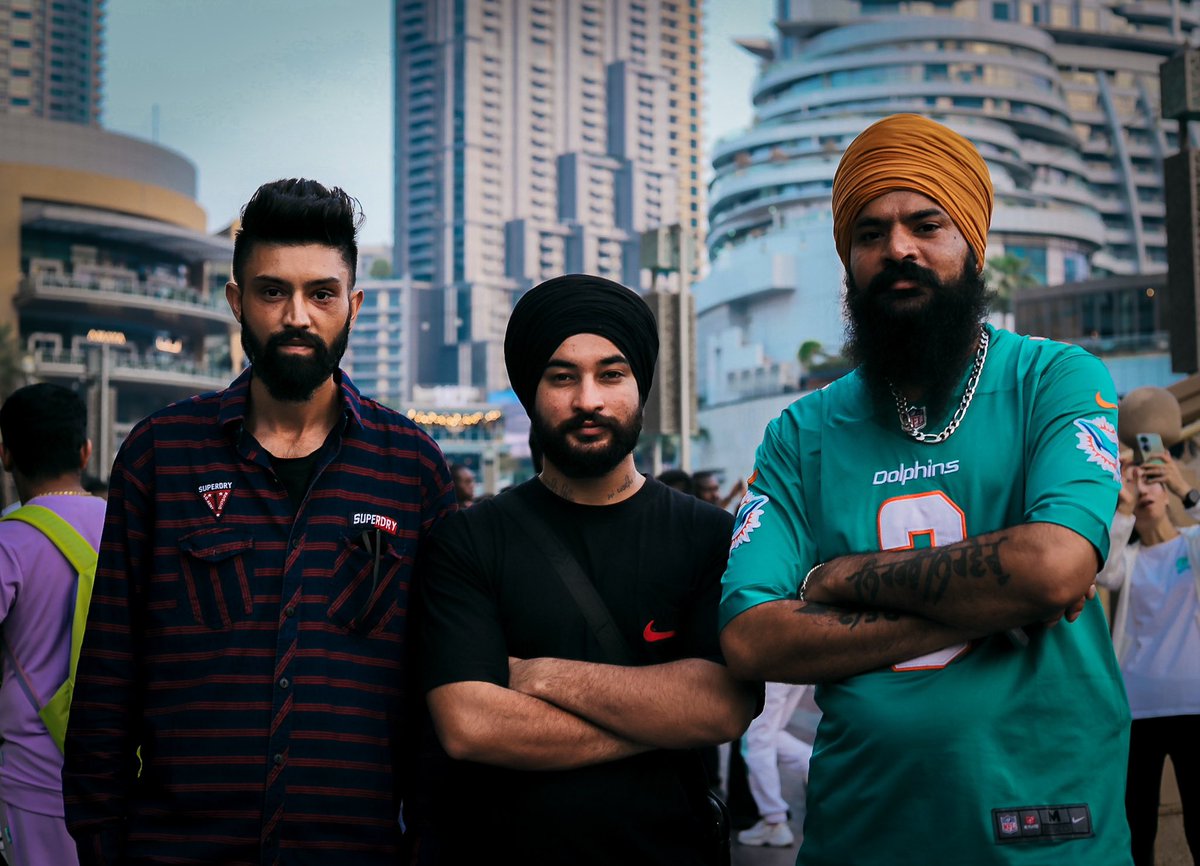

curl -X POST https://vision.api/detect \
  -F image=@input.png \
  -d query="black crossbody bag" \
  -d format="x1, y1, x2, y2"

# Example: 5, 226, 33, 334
499, 493, 732, 866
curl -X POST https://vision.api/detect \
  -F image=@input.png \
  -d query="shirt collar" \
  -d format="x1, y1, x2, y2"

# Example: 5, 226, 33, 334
218, 367, 365, 433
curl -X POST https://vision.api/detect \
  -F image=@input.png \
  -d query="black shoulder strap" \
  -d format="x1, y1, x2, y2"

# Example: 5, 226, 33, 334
499, 491, 636, 666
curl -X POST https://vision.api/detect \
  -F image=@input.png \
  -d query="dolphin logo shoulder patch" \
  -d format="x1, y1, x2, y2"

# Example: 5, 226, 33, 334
1073, 416, 1119, 482
731, 492, 769, 551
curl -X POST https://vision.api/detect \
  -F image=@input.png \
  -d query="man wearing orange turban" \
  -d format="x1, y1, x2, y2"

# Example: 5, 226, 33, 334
720, 114, 1134, 864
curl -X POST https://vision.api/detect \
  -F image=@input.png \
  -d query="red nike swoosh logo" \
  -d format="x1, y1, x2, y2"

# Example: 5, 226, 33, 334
643, 620, 676, 642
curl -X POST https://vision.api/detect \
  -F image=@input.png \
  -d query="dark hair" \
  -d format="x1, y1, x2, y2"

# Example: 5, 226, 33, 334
657, 469, 694, 495
232, 178, 362, 288
692, 470, 717, 485
0, 384, 87, 482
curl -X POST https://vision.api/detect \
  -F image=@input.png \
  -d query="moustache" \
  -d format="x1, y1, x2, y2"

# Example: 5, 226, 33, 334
265, 328, 325, 353
559, 412, 617, 433
865, 261, 942, 296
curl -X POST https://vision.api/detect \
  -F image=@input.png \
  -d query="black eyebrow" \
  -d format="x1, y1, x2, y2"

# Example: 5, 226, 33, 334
853, 207, 946, 230
544, 354, 630, 369
251, 275, 343, 288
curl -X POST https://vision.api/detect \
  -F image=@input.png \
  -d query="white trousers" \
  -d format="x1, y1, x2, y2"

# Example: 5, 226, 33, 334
741, 682, 816, 824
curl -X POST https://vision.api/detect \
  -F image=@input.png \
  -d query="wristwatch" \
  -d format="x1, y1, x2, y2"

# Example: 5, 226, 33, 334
1184, 489, 1200, 510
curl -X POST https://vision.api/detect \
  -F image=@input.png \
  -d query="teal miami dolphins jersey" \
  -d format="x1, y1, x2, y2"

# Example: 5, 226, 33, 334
720, 326, 1132, 866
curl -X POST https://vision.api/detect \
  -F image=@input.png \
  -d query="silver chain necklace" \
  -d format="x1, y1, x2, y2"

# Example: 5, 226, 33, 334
890, 326, 990, 444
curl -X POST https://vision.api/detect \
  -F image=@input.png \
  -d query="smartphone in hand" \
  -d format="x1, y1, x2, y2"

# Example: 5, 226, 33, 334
1134, 432, 1167, 465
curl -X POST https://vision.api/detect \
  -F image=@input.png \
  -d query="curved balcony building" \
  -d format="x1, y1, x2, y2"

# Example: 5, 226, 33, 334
695, 0, 1183, 408
1, 114, 236, 479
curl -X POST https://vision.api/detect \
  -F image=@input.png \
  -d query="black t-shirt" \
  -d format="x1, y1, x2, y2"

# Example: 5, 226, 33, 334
417, 476, 734, 865
270, 451, 319, 508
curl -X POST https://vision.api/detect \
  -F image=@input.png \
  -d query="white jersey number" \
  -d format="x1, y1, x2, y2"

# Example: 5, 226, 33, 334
878, 491, 966, 550
878, 492, 970, 671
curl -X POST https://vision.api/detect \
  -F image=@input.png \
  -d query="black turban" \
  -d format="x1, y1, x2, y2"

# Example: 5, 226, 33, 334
504, 274, 659, 414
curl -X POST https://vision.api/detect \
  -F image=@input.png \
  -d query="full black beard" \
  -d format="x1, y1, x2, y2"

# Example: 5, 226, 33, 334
843, 252, 991, 421
242, 315, 351, 403
532, 407, 643, 479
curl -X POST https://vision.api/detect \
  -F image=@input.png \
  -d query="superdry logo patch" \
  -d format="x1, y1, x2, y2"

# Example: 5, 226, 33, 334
352, 513, 398, 535
731, 493, 768, 551
198, 481, 233, 518
1073, 416, 1120, 482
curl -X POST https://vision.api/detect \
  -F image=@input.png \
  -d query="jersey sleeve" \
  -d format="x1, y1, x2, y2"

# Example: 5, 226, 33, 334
417, 510, 511, 693
1024, 346, 1121, 561
718, 404, 820, 630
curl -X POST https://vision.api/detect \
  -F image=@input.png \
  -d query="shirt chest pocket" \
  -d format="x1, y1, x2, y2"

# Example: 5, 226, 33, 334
178, 528, 256, 630
328, 532, 413, 635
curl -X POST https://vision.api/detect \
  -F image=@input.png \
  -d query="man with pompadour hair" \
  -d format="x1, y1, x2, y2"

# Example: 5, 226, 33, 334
63, 178, 456, 866
720, 114, 1132, 865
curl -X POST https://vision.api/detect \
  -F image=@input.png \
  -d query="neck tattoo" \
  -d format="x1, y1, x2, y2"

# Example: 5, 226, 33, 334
606, 472, 637, 502
889, 325, 989, 444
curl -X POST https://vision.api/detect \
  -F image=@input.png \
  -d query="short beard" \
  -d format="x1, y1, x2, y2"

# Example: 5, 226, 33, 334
532, 406, 643, 479
242, 315, 350, 403
843, 251, 991, 420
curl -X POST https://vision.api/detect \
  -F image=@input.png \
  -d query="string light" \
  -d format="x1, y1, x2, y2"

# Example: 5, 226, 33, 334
406, 409, 503, 428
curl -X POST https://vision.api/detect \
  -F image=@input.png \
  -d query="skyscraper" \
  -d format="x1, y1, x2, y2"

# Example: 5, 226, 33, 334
0, 0, 236, 483
696, 0, 1184, 408
1, 0, 104, 125
393, 0, 704, 393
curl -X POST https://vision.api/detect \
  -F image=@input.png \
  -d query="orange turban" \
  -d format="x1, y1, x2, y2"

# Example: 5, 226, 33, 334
831, 114, 993, 274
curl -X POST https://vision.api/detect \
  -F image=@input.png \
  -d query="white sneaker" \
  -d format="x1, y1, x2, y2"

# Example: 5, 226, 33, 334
737, 819, 795, 847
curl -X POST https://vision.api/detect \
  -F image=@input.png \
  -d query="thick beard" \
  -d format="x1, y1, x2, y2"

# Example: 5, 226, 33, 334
532, 406, 643, 480
843, 251, 991, 420
242, 315, 351, 403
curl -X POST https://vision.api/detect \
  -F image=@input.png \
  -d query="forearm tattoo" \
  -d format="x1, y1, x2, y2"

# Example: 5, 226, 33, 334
794, 601, 900, 630
844, 536, 1009, 606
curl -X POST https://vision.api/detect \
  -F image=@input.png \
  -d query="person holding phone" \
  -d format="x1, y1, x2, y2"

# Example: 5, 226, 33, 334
1097, 458, 1200, 866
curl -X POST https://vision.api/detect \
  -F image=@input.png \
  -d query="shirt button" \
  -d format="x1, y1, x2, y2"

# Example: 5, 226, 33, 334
279, 677, 289, 689
284, 605, 296, 617
290, 537, 301, 549
273, 753, 284, 766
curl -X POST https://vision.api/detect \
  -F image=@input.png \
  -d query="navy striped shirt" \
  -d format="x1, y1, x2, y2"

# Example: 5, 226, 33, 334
63, 368, 455, 866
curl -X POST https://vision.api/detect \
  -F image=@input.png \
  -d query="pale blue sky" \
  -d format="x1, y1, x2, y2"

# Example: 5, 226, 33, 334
103, 0, 773, 245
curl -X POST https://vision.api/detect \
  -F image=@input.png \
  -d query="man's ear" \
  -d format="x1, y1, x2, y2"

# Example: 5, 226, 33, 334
226, 281, 242, 323
0, 444, 12, 474
79, 439, 93, 471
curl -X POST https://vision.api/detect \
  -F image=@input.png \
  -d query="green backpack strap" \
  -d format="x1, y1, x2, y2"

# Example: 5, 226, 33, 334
0, 503, 97, 753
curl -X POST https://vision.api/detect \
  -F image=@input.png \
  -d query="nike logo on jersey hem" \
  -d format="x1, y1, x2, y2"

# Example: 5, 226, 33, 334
643, 620, 677, 642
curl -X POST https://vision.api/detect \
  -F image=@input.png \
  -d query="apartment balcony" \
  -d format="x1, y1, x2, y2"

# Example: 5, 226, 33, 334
992, 203, 1107, 248
1074, 331, 1170, 356
29, 345, 231, 393
695, 241, 797, 315
17, 271, 234, 335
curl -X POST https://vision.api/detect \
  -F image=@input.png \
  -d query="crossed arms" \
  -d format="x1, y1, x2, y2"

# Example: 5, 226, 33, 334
721, 522, 1100, 684
429, 656, 756, 771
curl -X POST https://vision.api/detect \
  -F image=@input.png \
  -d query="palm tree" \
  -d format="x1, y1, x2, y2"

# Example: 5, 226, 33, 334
984, 253, 1037, 314
797, 339, 823, 371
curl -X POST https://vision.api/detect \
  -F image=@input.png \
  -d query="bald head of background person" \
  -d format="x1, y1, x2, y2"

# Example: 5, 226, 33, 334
832, 113, 996, 420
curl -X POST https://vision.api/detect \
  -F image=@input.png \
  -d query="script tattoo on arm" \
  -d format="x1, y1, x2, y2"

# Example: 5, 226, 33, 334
843, 536, 1010, 607
795, 601, 901, 630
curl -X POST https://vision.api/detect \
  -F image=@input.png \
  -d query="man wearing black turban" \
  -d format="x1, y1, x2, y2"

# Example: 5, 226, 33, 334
417, 274, 757, 864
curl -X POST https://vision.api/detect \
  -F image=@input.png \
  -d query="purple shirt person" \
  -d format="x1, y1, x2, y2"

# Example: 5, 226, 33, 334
0, 383, 104, 866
